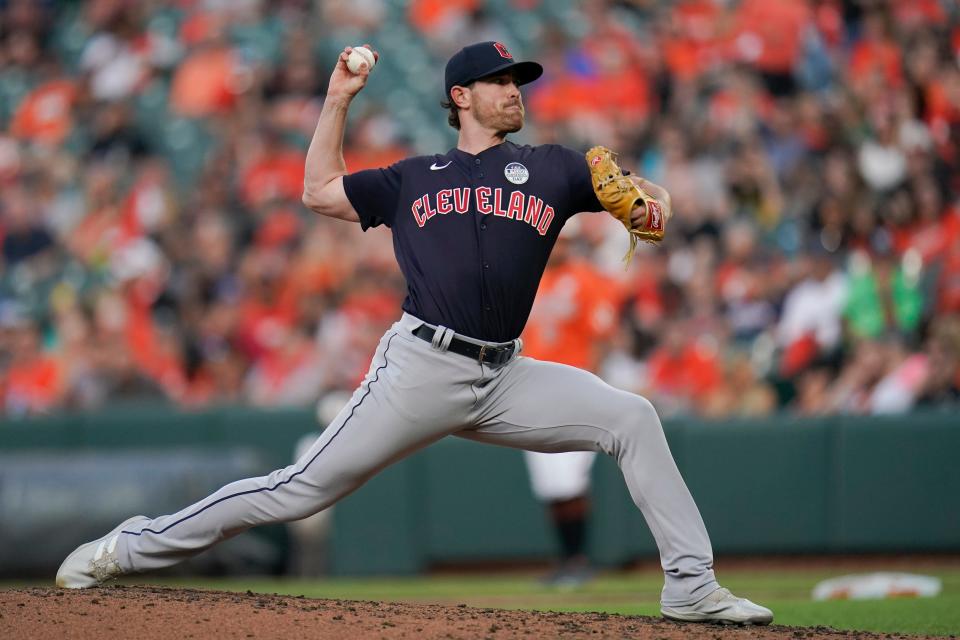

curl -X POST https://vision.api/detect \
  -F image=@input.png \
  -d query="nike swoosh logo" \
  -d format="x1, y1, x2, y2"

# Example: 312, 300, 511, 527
430, 161, 452, 170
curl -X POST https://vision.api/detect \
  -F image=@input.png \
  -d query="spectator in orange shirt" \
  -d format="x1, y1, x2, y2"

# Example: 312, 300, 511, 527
238, 129, 306, 210
2, 315, 64, 416
9, 78, 76, 146
646, 319, 723, 415
68, 162, 141, 270
924, 64, 960, 162
79, 286, 174, 407
234, 248, 300, 362
521, 226, 622, 588
662, 0, 725, 82
729, 0, 811, 96
523, 231, 621, 369
529, 19, 651, 137
408, 0, 479, 36
112, 238, 188, 403
848, 10, 903, 92
170, 13, 250, 118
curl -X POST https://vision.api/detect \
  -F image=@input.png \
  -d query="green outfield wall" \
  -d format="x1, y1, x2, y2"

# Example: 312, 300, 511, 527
1, 407, 957, 576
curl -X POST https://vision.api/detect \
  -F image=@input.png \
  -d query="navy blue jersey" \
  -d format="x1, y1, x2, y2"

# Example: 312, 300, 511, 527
342, 141, 602, 342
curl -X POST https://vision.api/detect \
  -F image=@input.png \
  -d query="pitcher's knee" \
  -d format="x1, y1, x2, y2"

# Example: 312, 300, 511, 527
611, 395, 664, 440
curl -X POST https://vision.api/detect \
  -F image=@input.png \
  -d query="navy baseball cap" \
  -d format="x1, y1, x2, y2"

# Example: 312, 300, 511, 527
444, 41, 543, 98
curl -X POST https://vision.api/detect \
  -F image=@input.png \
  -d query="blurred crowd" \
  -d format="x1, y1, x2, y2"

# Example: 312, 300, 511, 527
1, 0, 958, 420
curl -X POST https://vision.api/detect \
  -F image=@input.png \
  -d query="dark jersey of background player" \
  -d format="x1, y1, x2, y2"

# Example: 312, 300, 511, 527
343, 142, 603, 342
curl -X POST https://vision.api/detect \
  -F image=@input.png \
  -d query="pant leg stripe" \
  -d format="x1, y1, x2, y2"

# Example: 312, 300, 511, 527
123, 333, 399, 537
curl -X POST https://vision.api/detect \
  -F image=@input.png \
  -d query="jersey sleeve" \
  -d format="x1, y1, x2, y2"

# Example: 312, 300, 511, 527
559, 146, 604, 215
341, 161, 404, 230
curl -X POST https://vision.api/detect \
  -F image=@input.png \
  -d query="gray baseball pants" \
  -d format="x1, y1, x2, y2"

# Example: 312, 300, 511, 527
115, 313, 718, 606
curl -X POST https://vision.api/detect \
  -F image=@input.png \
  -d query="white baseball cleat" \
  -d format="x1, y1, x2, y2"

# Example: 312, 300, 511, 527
56, 515, 149, 589
661, 587, 774, 625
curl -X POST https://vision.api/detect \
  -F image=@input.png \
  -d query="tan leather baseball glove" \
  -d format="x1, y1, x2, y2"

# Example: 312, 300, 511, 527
585, 145, 669, 263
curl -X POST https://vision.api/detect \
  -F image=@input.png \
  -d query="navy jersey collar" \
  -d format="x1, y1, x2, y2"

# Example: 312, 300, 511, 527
447, 140, 514, 161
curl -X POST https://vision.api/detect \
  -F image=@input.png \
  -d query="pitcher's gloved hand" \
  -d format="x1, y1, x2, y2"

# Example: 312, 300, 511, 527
585, 145, 672, 263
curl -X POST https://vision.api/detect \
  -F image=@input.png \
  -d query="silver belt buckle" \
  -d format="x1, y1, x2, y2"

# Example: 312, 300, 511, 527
477, 344, 487, 364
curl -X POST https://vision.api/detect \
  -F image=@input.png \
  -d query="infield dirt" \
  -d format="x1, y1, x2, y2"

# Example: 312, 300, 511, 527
2, 585, 952, 639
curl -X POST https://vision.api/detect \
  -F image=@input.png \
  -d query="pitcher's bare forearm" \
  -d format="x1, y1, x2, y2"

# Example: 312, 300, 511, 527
305, 95, 350, 188
302, 95, 356, 221
302, 45, 379, 222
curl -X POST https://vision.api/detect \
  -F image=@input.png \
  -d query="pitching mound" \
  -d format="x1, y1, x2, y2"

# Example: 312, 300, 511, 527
0, 585, 935, 639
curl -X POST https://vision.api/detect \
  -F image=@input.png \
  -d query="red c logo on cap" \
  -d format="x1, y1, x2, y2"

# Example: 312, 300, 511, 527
493, 42, 513, 59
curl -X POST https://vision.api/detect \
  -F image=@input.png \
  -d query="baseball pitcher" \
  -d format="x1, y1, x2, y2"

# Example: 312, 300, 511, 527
57, 41, 772, 626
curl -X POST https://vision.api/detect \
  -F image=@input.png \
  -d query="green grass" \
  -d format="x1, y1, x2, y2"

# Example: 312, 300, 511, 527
6, 567, 959, 636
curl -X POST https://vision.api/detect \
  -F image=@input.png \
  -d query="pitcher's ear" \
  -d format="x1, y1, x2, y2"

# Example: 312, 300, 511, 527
450, 85, 471, 109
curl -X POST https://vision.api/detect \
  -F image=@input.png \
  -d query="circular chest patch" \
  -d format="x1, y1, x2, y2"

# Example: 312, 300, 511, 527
504, 162, 529, 185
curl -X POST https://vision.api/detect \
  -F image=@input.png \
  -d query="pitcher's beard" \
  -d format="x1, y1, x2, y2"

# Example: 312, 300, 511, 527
499, 116, 523, 134
476, 103, 524, 134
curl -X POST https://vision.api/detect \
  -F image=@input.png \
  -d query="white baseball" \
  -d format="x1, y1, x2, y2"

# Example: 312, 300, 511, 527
346, 46, 375, 74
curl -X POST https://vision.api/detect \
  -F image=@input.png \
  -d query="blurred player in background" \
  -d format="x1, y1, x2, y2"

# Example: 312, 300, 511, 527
521, 219, 622, 588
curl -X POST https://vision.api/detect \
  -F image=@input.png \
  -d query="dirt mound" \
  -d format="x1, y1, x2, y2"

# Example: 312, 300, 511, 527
0, 585, 937, 639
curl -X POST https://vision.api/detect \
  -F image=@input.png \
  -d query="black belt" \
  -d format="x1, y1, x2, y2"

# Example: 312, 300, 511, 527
413, 325, 517, 367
